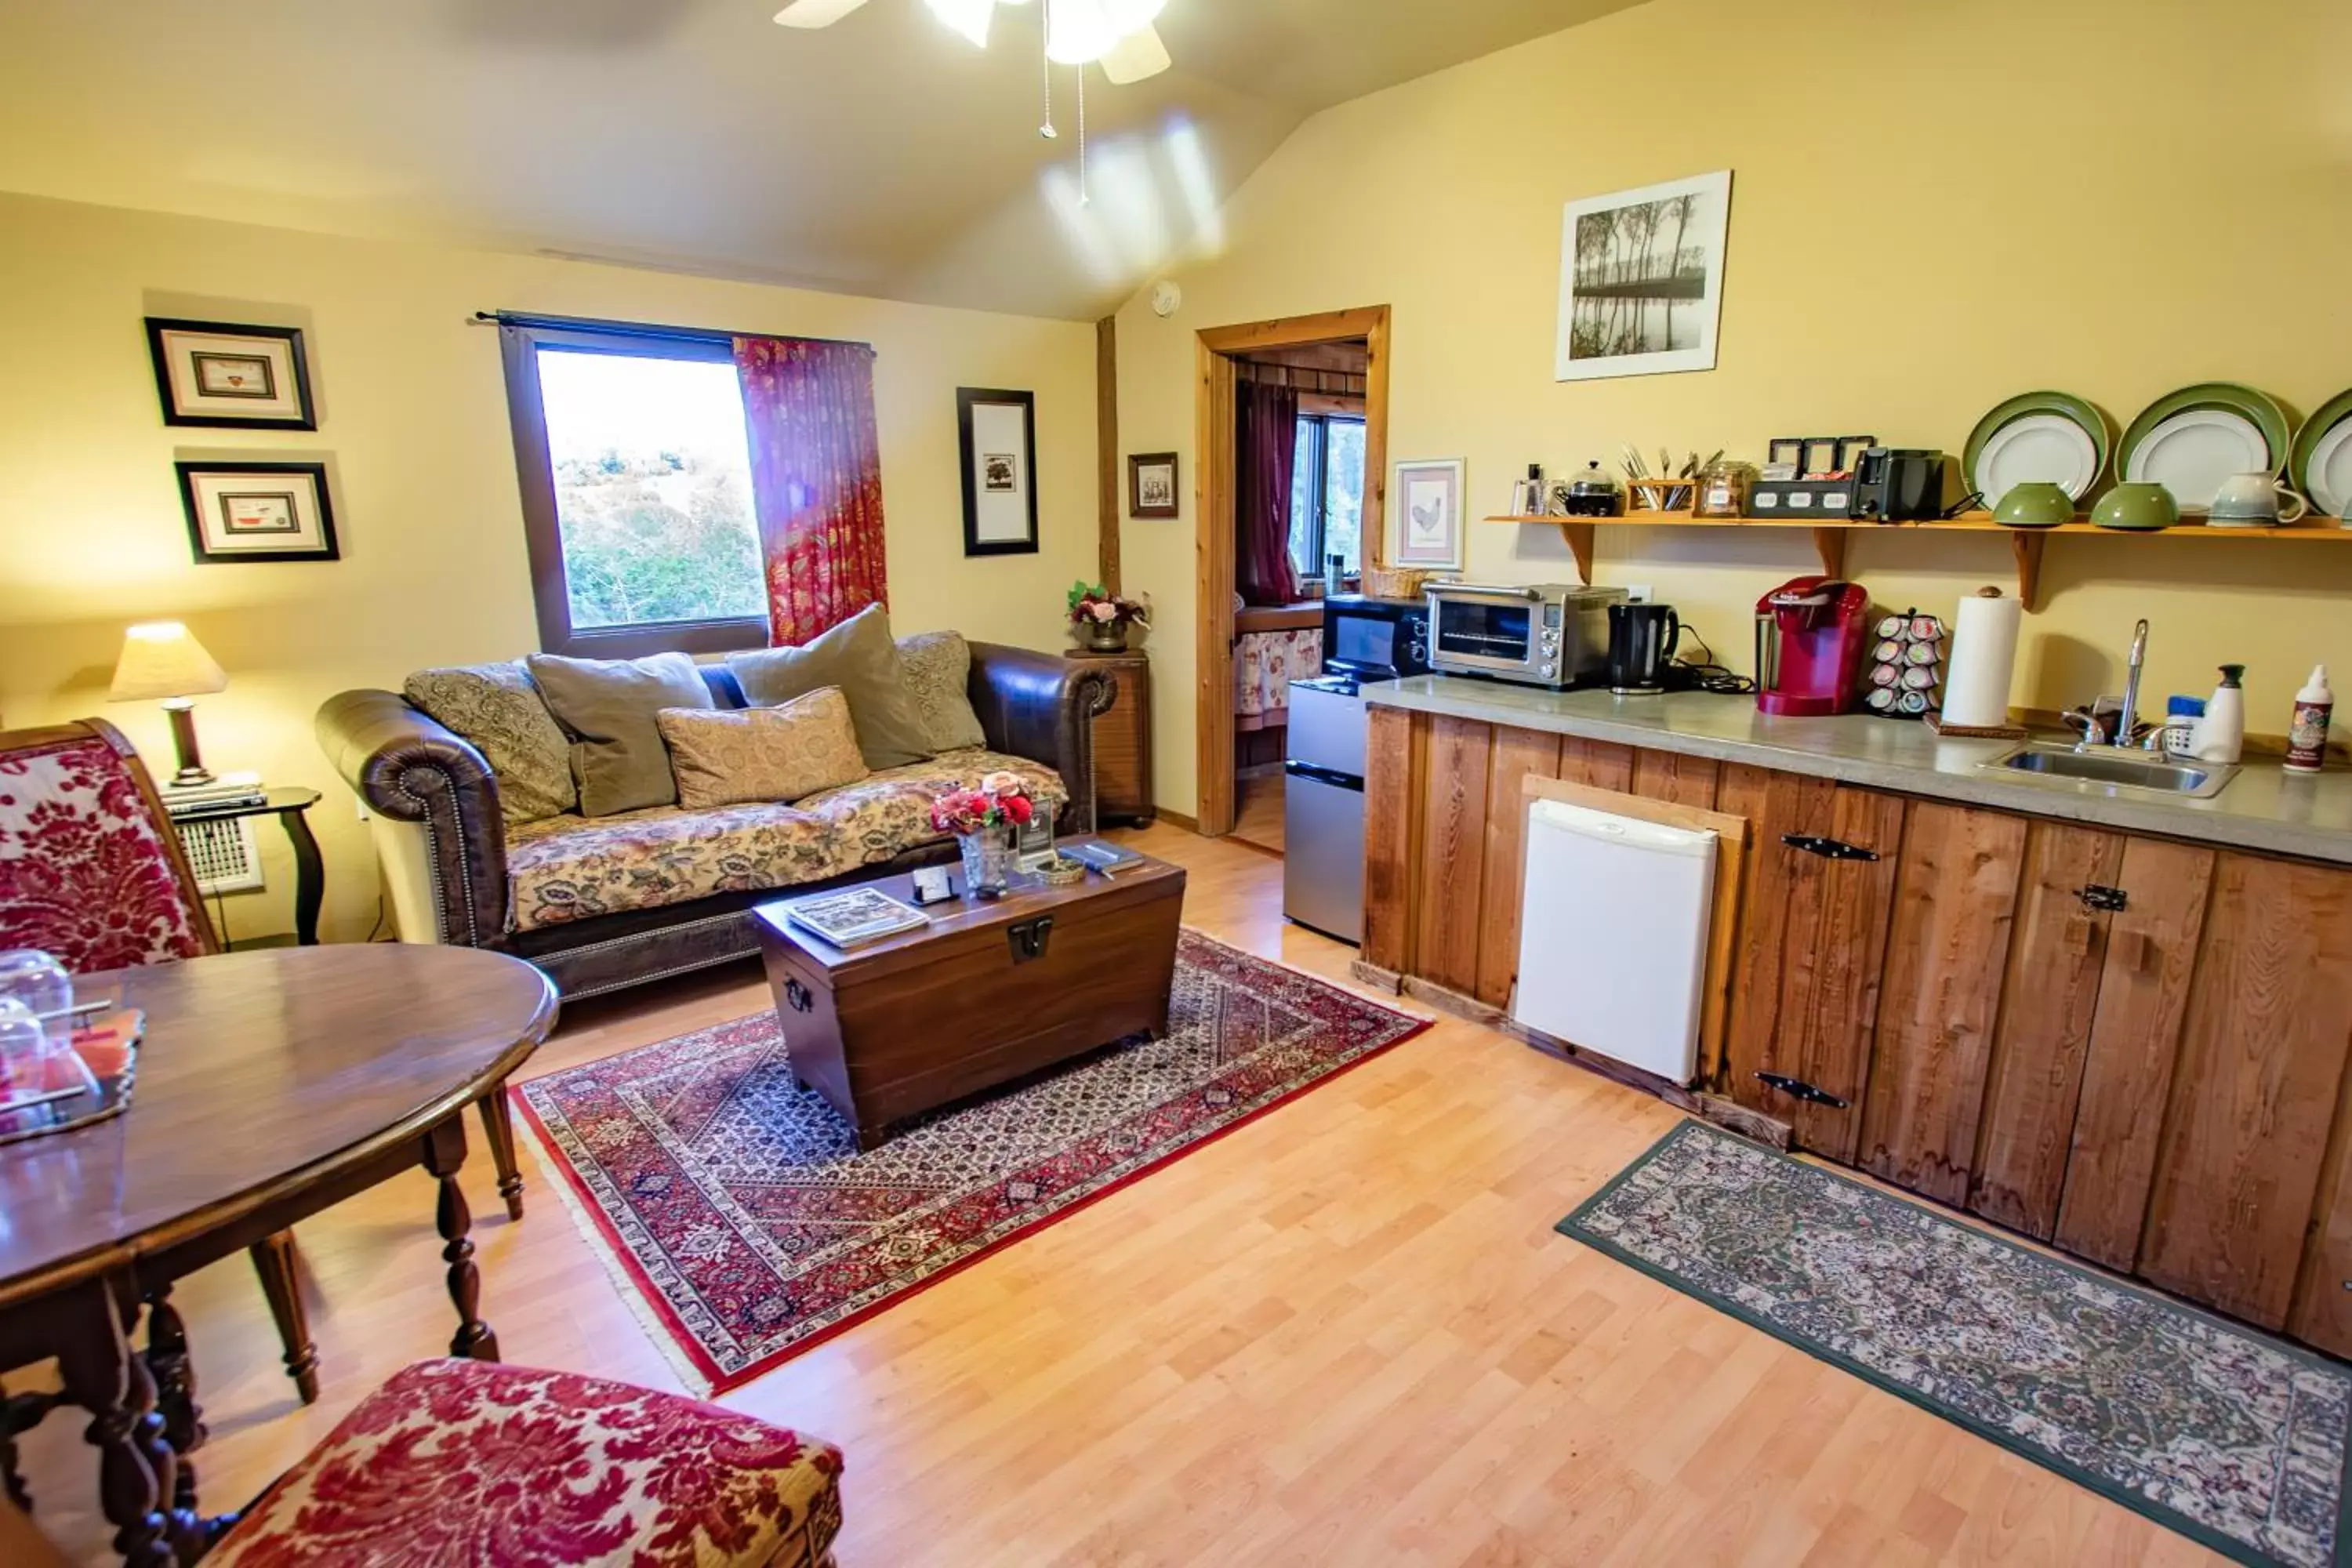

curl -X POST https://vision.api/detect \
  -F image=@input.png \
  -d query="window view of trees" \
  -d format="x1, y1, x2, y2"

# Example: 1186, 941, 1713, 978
1288, 413, 1367, 584
537, 350, 766, 629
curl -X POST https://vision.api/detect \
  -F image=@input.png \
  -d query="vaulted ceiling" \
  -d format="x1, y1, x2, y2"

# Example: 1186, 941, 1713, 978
0, 0, 1641, 319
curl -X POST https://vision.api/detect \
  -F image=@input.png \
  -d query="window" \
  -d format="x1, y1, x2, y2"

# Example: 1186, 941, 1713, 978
499, 320, 768, 657
1287, 412, 1367, 586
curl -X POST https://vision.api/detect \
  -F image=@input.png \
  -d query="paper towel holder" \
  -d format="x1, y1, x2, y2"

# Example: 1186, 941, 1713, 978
1923, 586, 2030, 740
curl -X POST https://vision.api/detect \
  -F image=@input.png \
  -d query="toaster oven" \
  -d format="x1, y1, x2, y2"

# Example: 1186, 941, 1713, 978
1425, 582, 1625, 688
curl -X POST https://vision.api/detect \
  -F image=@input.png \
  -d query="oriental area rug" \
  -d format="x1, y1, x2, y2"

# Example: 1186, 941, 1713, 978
516, 931, 1427, 1393
1563, 1120, 2352, 1568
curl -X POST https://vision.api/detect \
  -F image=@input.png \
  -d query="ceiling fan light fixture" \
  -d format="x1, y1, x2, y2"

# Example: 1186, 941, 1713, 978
1098, 0, 1164, 32
1045, 0, 1117, 64
924, 0, 995, 47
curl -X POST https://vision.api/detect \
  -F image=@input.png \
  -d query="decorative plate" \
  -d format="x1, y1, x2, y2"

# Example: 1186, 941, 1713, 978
2116, 382, 2291, 512
1963, 390, 2109, 503
2290, 388, 2352, 517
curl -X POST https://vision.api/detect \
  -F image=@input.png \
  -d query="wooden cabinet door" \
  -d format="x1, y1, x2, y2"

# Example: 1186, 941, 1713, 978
2050, 838, 2215, 1270
1968, 822, 2128, 1237
1858, 802, 2027, 1206
2140, 854, 2352, 1330
1719, 766, 1906, 1161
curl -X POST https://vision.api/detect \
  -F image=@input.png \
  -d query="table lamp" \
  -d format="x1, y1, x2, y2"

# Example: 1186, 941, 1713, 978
108, 621, 229, 786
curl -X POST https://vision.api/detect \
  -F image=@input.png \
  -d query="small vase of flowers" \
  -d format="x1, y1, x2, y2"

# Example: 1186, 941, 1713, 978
928, 772, 1036, 899
1067, 581, 1151, 653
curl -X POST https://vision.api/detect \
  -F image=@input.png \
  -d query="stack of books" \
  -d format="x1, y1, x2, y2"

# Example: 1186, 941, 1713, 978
785, 887, 931, 949
1062, 840, 1147, 877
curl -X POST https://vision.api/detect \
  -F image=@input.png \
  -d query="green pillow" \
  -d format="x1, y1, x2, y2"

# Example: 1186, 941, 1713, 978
524, 651, 712, 816
727, 605, 934, 770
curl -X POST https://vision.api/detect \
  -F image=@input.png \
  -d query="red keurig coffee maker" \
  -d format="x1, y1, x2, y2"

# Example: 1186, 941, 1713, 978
1755, 576, 1871, 717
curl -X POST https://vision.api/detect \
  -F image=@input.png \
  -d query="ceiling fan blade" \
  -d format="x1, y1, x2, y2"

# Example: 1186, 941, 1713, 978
1099, 23, 1171, 83
774, 0, 871, 28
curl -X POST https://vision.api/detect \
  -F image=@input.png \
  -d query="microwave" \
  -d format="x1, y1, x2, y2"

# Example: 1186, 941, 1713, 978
1319, 594, 1432, 682
1425, 582, 1624, 688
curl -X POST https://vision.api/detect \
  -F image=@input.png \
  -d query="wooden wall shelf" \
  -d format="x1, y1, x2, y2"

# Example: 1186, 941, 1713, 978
1485, 512, 2352, 612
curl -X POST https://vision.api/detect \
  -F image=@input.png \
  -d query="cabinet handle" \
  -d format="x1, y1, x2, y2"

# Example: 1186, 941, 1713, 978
2077, 885, 2129, 913
1007, 916, 1054, 964
1780, 834, 1878, 862
784, 978, 814, 1014
1755, 1071, 1849, 1109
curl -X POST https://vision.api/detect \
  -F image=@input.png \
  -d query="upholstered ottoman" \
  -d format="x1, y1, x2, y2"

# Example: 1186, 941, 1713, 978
209, 1359, 844, 1567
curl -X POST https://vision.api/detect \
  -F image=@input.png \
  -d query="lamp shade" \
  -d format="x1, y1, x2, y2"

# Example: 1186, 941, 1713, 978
108, 622, 228, 702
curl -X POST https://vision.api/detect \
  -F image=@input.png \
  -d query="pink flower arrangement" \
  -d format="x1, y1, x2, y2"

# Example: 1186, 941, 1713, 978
929, 772, 1036, 836
1066, 581, 1151, 630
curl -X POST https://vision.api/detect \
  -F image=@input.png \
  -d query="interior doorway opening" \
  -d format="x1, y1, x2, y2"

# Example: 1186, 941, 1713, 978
1194, 307, 1392, 845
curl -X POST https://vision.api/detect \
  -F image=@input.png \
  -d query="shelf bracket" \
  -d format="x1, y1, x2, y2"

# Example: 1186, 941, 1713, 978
2010, 531, 2046, 612
1554, 521, 1595, 586
1809, 528, 1849, 581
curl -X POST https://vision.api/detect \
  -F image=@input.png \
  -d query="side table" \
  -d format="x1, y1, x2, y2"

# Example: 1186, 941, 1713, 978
1069, 648, 1152, 826
166, 787, 326, 946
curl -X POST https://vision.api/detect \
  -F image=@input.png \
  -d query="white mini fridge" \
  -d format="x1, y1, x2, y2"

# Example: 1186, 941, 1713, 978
1511, 798, 1717, 1083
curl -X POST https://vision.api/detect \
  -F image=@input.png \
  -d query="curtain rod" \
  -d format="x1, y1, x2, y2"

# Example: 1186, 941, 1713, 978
472, 310, 877, 357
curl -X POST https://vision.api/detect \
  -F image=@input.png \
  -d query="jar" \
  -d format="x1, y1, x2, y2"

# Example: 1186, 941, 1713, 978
0, 949, 71, 1054
1694, 459, 1758, 519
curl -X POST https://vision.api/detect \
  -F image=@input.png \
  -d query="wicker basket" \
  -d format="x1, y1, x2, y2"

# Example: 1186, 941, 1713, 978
1363, 566, 1436, 601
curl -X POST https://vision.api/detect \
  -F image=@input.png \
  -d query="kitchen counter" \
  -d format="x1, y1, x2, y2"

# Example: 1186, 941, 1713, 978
1363, 676, 2352, 866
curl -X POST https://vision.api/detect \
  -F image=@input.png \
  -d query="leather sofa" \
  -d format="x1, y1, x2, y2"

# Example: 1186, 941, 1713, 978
317, 644, 1112, 1000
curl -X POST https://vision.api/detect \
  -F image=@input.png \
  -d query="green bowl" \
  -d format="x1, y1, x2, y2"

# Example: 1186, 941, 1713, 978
1992, 481, 2075, 528
2091, 482, 2181, 532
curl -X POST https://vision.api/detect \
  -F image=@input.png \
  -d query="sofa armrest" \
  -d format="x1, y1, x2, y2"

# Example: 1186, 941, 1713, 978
965, 644, 1116, 833
315, 689, 510, 948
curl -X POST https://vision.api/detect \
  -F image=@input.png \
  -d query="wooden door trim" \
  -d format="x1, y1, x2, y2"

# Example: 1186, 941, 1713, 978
1096, 315, 1120, 593
1193, 303, 1391, 837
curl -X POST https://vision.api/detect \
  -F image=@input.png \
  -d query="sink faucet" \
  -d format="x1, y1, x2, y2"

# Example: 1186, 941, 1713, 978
2113, 618, 2150, 750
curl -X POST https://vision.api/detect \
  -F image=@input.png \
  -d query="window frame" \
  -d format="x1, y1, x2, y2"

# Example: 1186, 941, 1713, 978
496, 320, 769, 659
1287, 408, 1367, 583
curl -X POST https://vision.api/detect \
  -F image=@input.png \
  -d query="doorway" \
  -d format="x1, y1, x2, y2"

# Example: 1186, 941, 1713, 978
1194, 306, 1392, 844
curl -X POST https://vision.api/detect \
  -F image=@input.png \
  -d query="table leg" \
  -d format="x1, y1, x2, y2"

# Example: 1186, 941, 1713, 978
54, 1272, 175, 1568
0, 1377, 31, 1512
477, 1088, 525, 1221
142, 1286, 204, 1518
279, 808, 325, 947
423, 1118, 499, 1361
247, 1233, 321, 1405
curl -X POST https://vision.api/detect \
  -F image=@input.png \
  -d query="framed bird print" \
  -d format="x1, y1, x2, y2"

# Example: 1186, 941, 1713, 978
1391, 459, 1465, 570
146, 318, 318, 429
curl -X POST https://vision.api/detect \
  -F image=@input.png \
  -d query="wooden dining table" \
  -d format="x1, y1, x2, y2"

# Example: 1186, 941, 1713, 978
0, 944, 558, 1567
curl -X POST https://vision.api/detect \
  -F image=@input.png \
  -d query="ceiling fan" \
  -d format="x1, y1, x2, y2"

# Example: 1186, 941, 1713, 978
774, 0, 1172, 84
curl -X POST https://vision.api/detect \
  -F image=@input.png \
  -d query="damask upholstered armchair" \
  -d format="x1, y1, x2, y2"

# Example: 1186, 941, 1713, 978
0, 720, 321, 1402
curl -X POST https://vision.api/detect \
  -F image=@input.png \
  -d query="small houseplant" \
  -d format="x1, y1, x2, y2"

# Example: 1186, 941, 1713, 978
928, 771, 1036, 898
1066, 582, 1151, 653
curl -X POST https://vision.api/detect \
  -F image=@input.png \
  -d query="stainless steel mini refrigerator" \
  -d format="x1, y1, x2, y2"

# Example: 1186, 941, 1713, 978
1283, 676, 1370, 943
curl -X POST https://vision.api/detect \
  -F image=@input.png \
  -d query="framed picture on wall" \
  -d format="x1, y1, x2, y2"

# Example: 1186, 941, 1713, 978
959, 387, 1040, 556
176, 460, 340, 563
146, 318, 318, 429
1127, 452, 1179, 519
1554, 169, 1733, 382
1391, 459, 1465, 570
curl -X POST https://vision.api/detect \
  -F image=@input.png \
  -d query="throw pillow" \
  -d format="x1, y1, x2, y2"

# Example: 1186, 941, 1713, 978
896, 631, 989, 754
524, 651, 713, 817
726, 604, 934, 770
402, 662, 578, 826
656, 688, 869, 810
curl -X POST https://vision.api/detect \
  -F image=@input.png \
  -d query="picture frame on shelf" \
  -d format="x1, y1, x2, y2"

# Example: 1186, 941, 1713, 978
1127, 451, 1179, 519
1555, 169, 1733, 383
958, 387, 1040, 556
146, 318, 317, 430
1391, 459, 1465, 570
176, 460, 339, 563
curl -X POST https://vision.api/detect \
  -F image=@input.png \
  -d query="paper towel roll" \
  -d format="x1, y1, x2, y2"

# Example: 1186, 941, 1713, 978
1941, 590, 2023, 728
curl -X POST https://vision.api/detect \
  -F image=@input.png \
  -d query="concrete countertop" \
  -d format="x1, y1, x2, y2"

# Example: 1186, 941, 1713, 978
1363, 677, 2352, 867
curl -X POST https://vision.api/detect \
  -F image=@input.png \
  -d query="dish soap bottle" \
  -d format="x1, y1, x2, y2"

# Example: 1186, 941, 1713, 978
2194, 664, 2246, 764
2285, 664, 2335, 774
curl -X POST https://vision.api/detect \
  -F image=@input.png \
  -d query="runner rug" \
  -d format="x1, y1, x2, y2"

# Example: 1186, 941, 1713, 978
516, 930, 1428, 1393
1561, 1120, 2352, 1568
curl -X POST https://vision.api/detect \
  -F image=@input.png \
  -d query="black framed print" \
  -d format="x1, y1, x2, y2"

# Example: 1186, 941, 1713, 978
146, 318, 317, 430
1127, 451, 1179, 519
957, 387, 1039, 557
176, 460, 340, 563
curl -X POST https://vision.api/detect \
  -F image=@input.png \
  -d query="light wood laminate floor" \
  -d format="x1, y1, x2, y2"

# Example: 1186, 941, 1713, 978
1232, 768, 1285, 855
16, 825, 2218, 1565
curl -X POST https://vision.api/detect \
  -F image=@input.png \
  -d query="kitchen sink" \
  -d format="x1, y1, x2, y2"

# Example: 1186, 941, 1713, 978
1984, 743, 2238, 800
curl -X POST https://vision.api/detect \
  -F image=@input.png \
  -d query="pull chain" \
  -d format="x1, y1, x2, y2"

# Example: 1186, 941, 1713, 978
1038, 0, 1057, 139
1076, 60, 1088, 205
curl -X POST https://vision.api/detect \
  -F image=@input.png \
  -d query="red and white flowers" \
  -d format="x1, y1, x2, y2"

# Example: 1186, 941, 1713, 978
929, 772, 1036, 837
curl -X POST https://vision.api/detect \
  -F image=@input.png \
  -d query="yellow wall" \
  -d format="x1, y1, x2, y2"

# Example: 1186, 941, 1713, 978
1116, 0, 2352, 816
0, 193, 1098, 942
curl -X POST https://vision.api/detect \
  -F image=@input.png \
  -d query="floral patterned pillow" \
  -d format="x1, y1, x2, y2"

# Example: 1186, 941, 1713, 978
403, 662, 578, 825
656, 688, 869, 810
896, 632, 988, 754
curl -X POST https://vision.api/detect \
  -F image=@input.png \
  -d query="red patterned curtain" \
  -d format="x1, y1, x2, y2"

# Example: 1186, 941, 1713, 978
1235, 380, 1301, 607
733, 336, 888, 646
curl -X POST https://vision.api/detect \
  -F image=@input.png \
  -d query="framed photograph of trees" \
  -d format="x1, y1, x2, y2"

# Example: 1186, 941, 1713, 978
1554, 170, 1733, 382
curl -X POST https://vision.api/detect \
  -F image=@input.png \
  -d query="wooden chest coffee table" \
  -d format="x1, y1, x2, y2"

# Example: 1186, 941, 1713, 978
752, 848, 1185, 1149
